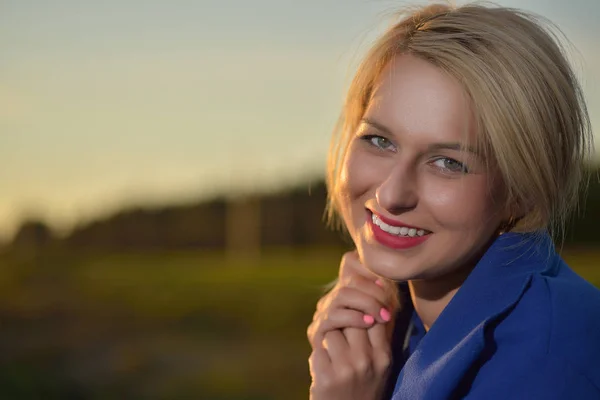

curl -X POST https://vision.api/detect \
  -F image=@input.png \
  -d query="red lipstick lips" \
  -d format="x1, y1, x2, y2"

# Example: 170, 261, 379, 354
368, 210, 430, 250
373, 212, 423, 230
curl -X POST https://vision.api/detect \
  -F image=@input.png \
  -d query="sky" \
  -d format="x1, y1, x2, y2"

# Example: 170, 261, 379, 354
1, 0, 599, 241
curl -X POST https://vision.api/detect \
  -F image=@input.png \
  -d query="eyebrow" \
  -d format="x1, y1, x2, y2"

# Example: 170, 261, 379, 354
361, 118, 393, 135
360, 118, 479, 155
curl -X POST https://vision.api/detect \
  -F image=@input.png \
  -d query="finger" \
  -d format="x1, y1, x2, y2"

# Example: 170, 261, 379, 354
367, 321, 389, 350
339, 252, 400, 313
308, 309, 375, 348
367, 323, 393, 373
316, 276, 390, 317
332, 286, 392, 323
323, 330, 350, 366
316, 291, 330, 314
309, 345, 331, 380
342, 273, 393, 308
344, 327, 373, 375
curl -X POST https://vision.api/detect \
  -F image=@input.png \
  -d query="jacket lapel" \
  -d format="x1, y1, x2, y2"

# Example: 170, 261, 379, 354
392, 232, 557, 399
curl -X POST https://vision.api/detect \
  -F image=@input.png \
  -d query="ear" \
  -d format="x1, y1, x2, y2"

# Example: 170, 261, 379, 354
512, 195, 535, 221
501, 198, 530, 231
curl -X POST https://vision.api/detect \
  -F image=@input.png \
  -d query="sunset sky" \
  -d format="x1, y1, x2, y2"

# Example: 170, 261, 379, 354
1, 0, 599, 240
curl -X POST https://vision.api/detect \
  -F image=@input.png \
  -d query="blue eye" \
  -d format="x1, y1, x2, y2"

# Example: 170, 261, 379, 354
432, 157, 469, 173
361, 134, 395, 151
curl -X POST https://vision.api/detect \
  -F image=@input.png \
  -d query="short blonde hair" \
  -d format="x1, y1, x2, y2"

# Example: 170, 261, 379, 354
326, 3, 593, 238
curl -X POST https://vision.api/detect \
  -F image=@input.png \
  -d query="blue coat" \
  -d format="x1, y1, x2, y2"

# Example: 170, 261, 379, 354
385, 231, 600, 399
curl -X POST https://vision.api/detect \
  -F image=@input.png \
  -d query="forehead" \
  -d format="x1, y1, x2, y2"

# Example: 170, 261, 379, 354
365, 54, 476, 146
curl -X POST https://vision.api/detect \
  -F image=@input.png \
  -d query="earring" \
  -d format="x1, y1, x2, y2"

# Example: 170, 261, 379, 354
498, 216, 516, 235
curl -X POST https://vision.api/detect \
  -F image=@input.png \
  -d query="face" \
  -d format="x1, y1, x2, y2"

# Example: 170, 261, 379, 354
338, 54, 509, 282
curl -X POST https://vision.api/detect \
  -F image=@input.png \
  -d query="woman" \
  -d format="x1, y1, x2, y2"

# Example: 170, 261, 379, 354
307, 3, 600, 399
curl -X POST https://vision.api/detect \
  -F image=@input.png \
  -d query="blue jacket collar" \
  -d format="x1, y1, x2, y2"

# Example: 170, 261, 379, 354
392, 231, 558, 398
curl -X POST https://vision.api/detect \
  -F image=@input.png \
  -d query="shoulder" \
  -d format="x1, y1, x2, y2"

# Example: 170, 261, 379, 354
536, 258, 600, 389
468, 257, 600, 397
463, 351, 600, 399
500, 255, 600, 361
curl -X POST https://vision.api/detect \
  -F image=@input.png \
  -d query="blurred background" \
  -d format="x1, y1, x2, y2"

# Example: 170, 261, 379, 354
1, 0, 599, 399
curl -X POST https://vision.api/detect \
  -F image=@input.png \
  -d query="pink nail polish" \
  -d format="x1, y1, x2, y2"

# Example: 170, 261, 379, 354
363, 314, 375, 325
375, 279, 384, 287
380, 308, 391, 322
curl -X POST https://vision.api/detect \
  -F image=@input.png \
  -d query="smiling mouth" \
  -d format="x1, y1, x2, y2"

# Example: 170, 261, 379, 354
369, 211, 431, 238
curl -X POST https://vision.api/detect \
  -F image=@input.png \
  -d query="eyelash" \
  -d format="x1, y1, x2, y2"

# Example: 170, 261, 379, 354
360, 134, 395, 151
359, 134, 470, 174
431, 157, 470, 174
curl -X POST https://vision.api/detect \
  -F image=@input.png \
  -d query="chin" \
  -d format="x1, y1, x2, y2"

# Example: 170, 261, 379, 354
357, 240, 424, 282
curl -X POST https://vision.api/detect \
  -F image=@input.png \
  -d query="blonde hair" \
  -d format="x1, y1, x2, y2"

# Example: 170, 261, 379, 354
326, 3, 593, 238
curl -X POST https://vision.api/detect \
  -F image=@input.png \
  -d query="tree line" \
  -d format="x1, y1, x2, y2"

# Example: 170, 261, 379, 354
6, 169, 600, 254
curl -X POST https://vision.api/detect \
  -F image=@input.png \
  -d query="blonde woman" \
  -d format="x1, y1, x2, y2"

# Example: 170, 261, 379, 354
307, 3, 600, 399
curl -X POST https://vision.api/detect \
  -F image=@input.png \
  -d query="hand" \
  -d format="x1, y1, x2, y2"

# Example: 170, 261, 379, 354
307, 251, 399, 400
309, 324, 391, 400
307, 251, 399, 348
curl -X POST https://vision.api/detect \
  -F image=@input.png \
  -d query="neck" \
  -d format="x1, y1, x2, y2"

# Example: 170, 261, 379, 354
408, 265, 473, 331
408, 233, 503, 331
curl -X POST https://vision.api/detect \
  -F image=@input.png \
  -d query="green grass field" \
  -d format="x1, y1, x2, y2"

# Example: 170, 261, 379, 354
0, 246, 597, 399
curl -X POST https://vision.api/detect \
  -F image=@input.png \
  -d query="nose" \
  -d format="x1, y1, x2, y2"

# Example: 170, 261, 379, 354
375, 161, 418, 214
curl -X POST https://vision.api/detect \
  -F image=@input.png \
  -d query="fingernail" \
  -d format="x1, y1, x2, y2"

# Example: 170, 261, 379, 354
363, 314, 375, 325
380, 308, 391, 322
375, 279, 384, 287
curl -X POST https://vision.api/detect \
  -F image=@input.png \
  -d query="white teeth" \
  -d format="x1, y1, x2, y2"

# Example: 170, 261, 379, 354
388, 226, 402, 235
371, 213, 427, 237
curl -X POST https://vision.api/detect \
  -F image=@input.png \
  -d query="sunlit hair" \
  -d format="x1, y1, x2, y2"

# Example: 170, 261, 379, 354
326, 3, 593, 238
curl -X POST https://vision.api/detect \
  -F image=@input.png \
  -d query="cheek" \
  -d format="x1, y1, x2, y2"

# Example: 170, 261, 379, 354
338, 148, 387, 223
420, 176, 500, 229
339, 148, 381, 203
